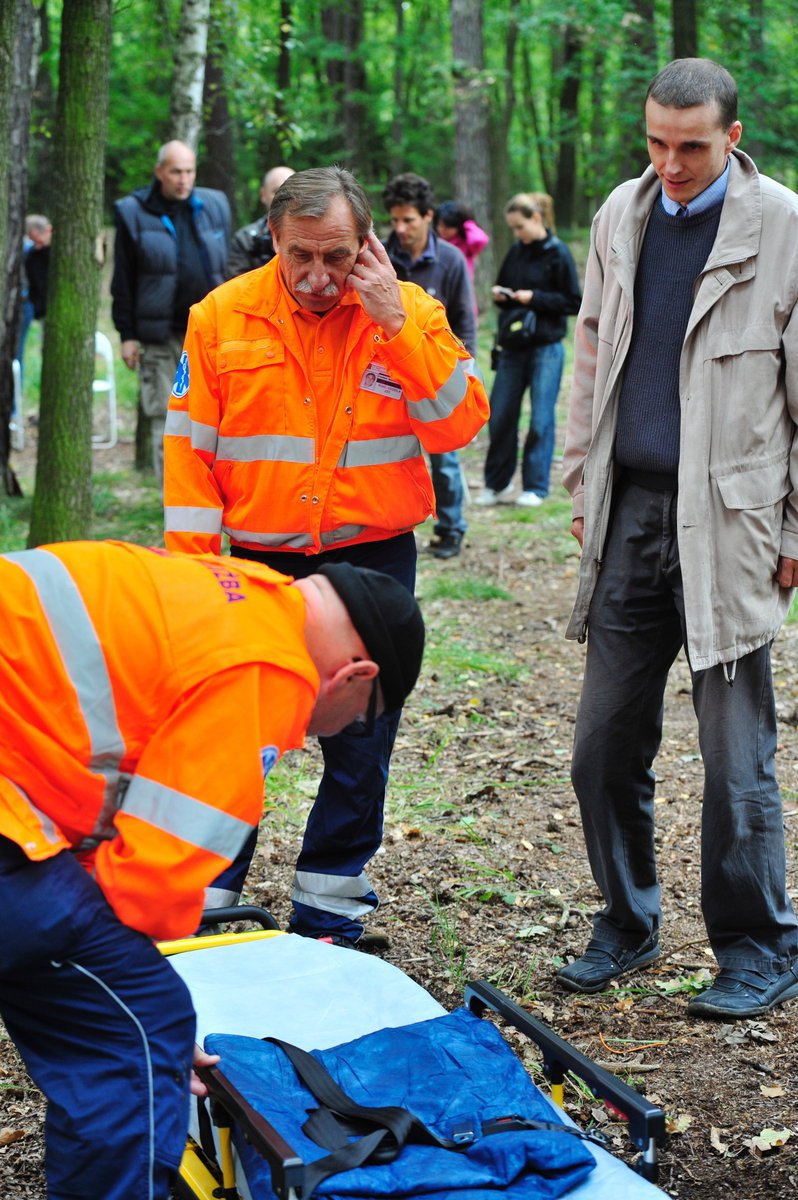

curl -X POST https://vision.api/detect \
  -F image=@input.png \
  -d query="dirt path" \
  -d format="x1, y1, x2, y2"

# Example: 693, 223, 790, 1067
1, 430, 797, 1197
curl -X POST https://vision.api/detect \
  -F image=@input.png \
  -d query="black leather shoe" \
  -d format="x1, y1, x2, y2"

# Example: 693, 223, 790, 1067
430, 532, 463, 560
557, 937, 660, 994
687, 965, 798, 1019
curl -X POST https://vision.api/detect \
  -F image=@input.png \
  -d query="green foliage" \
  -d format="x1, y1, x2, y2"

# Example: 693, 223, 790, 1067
28, 0, 798, 229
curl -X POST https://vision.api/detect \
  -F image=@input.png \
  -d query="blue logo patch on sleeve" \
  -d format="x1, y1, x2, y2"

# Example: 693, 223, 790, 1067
172, 350, 190, 398
260, 745, 279, 777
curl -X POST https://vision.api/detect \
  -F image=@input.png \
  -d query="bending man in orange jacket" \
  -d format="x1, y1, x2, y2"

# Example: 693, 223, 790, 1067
0, 540, 424, 1200
164, 165, 489, 945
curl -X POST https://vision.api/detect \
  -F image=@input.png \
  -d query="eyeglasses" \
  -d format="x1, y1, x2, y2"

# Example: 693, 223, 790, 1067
342, 675, 379, 739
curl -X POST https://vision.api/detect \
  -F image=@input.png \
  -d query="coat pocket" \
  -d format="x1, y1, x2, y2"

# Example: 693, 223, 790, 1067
217, 338, 286, 373
712, 454, 790, 510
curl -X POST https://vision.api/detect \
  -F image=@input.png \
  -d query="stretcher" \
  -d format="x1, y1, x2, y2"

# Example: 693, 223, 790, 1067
163, 911, 670, 1200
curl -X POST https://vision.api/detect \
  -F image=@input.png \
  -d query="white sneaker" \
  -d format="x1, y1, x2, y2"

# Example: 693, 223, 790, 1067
517, 491, 543, 507
474, 484, 515, 506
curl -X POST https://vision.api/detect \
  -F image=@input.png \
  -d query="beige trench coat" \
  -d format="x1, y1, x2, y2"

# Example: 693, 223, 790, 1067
563, 150, 798, 671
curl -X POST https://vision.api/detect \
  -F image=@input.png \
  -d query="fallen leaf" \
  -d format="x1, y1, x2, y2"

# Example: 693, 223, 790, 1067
516, 924, 550, 939
710, 1127, 729, 1154
748, 1023, 780, 1044
746, 1127, 792, 1155
0, 1129, 25, 1146
666, 1113, 694, 1135
760, 1084, 785, 1098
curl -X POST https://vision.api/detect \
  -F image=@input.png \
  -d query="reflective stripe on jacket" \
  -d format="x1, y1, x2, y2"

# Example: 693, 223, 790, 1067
0, 542, 317, 939
163, 259, 489, 556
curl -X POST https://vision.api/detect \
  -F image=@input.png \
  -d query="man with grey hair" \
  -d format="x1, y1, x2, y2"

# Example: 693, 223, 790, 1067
164, 165, 488, 947
227, 164, 295, 277
561, 58, 798, 1018
112, 140, 230, 482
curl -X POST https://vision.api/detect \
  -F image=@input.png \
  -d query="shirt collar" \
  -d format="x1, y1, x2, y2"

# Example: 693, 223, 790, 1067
660, 159, 730, 217
392, 231, 435, 268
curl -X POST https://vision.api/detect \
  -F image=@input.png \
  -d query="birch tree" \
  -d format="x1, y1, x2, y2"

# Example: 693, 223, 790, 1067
170, 0, 211, 150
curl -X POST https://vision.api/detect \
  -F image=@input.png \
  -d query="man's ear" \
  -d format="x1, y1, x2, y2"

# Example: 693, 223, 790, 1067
326, 658, 379, 696
727, 120, 743, 152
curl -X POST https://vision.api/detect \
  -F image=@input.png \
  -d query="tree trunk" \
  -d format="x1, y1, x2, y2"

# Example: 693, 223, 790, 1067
451, 0, 494, 311
615, 0, 658, 183
201, 5, 236, 223
170, 0, 211, 150
488, 3, 520, 269
0, 0, 35, 499
27, 0, 55, 213
389, 0, 406, 175
28, 0, 112, 547
321, 0, 366, 168
553, 25, 582, 229
0, 1, 16, 334
744, 0, 765, 162
671, 0, 698, 60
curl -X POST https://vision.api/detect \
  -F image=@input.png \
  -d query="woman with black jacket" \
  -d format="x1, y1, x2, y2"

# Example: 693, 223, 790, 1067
476, 193, 582, 507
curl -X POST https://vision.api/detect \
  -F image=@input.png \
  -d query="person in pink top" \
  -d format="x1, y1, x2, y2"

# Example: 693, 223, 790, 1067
434, 200, 490, 282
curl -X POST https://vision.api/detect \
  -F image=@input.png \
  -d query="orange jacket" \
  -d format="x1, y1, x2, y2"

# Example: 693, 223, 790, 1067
0, 542, 317, 940
163, 258, 489, 555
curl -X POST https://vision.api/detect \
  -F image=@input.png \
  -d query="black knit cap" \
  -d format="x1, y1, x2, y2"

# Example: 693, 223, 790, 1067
317, 563, 425, 714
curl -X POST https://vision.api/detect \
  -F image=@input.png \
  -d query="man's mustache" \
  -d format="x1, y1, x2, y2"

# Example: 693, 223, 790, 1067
295, 278, 339, 297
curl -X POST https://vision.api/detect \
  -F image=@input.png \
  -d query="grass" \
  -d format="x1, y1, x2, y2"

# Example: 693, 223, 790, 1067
427, 891, 469, 988
419, 574, 514, 603
424, 638, 524, 684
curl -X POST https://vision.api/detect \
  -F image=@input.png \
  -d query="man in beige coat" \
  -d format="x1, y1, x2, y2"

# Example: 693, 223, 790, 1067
560, 57, 798, 1018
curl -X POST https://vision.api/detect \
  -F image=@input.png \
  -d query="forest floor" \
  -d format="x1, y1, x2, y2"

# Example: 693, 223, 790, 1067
1, 419, 797, 1199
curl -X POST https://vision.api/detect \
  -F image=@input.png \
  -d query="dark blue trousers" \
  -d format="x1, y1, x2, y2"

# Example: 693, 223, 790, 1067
224, 533, 417, 940
0, 838, 196, 1199
571, 478, 798, 969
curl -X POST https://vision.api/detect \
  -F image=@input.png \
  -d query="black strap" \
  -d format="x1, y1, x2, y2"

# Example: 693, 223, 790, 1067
266, 1037, 608, 1194
266, 1037, 467, 1192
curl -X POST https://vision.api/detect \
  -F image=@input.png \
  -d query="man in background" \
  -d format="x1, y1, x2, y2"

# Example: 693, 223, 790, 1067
227, 164, 295, 277
383, 172, 476, 560
111, 140, 230, 482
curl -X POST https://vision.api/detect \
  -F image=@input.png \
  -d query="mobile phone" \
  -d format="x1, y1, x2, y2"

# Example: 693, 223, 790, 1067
494, 286, 514, 297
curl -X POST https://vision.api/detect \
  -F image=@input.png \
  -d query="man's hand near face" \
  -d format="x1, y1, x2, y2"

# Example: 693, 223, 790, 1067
347, 232, 406, 339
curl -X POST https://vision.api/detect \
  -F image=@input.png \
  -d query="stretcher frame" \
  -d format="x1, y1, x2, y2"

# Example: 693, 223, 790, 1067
164, 909, 668, 1200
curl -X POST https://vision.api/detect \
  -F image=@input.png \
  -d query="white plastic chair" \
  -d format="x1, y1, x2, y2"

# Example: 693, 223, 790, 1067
92, 331, 118, 450
10, 358, 24, 451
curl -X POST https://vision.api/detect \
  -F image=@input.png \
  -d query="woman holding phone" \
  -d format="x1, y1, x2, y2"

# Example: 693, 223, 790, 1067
476, 193, 582, 507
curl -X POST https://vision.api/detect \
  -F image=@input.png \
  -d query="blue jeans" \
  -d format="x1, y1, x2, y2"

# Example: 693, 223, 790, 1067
484, 341, 565, 497
226, 534, 417, 941
430, 451, 466, 536
571, 478, 798, 969
0, 839, 196, 1199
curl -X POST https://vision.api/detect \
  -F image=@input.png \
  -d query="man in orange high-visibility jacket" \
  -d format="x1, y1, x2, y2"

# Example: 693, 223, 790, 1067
0, 541, 424, 1200
164, 166, 488, 947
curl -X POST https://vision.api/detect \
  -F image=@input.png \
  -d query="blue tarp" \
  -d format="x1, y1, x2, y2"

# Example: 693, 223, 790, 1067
206, 1007, 597, 1199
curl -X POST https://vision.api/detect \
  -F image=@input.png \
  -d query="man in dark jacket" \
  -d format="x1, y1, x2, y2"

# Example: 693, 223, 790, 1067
226, 164, 294, 277
383, 173, 477, 560
111, 141, 230, 482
